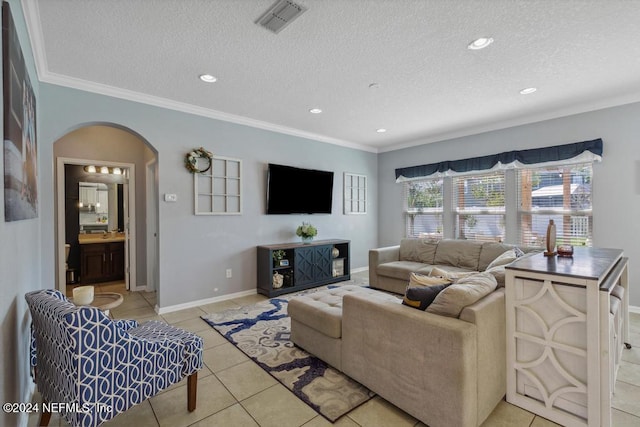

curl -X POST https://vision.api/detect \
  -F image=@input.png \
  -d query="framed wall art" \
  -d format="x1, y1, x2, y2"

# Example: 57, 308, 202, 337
343, 172, 366, 214
3, 2, 38, 221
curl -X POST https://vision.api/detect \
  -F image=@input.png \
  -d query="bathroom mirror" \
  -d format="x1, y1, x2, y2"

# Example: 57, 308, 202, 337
79, 182, 121, 233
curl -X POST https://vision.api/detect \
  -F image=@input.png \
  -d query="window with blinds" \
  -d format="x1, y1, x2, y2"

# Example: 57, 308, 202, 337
517, 163, 592, 247
403, 179, 443, 238
452, 172, 505, 242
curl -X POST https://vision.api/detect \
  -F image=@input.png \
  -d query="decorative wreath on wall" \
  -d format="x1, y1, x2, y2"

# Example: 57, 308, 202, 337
185, 147, 213, 174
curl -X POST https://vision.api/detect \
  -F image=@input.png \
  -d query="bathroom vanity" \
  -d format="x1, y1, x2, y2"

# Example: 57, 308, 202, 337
79, 233, 125, 283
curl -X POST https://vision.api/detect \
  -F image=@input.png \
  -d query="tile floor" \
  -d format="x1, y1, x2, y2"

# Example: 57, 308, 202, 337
33, 273, 640, 426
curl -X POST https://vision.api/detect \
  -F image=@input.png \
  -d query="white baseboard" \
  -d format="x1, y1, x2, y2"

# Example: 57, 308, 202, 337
629, 305, 640, 314
351, 266, 368, 274
156, 289, 257, 315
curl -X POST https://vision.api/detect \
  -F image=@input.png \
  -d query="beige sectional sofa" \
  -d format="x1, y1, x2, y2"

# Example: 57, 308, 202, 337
369, 238, 531, 294
289, 238, 538, 427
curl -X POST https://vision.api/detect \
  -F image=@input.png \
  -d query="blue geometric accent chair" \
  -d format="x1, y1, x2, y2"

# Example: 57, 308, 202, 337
26, 289, 203, 427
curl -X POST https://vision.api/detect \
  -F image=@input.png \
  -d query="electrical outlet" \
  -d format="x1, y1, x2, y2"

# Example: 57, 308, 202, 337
226, 269, 232, 278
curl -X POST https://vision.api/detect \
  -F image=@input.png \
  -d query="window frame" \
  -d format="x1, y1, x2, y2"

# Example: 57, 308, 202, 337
517, 163, 593, 247
403, 178, 444, 239
401, 162, 593, 247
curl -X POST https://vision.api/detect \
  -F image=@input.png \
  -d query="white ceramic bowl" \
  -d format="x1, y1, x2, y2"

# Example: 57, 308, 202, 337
73, 286, 94, 305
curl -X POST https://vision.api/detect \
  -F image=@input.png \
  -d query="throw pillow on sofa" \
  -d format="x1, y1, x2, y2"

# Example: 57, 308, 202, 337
485, 249, 517, 287
486, 249, 517, 270
426, 272, 498, 318
486, 249, 540, 287
403, 283, 449, 310
409, 272, 451, 287
429, 267, 478, 283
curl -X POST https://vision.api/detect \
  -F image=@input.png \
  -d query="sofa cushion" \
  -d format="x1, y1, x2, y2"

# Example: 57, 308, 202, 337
433, 239, 483, 270
426, 272, 498, 318
287, 285, 383, 338
377, 261, 427, 280
403, 283, 449, 310
399, 239, 439, 264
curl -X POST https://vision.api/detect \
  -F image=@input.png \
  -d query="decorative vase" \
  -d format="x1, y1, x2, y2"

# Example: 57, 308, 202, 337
301, 236, 314, 244
332, 247, 339, 258
544, 219, 557, 256
72, 285, 94, 305
273, 272, 284, 289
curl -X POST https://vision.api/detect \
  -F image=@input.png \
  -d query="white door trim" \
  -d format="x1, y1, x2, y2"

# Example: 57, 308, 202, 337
145, 158, 158, 292
56, 157, 136, 291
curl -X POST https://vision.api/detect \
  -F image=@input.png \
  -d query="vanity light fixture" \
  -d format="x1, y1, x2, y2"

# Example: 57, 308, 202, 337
467, 37, 494, 50
309, 108, 323, 114
199, 74, 217, 83
519, 87, 537, 95
84, 165, 124, 175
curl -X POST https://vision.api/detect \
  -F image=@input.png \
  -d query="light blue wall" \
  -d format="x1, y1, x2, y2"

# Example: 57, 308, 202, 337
378, 101, 640, 305
0, 1, 41, 425
38, 84, 378, 308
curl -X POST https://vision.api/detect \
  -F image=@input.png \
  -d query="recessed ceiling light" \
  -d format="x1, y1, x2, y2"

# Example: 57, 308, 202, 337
199, 74, 217, 83
369, 83, 380, 89
309, 108, 323, 114
376, 128, 387, 133
467, 37, 494, 50
519, 87, 537, 95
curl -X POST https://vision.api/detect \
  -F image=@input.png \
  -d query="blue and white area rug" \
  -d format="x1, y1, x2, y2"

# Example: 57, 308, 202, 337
201, 293, 375, 422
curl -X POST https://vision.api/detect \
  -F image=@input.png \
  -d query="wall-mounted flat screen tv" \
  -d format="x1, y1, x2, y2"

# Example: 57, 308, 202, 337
266, 163, 334, 214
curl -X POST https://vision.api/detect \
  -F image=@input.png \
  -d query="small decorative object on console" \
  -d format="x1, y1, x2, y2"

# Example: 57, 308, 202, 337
296, 222, 317, 244
185, 147, 213, 174
557, 244, 574, 257
273, 272, 284, 289
272, 249, 287, 266
544, 219, 557, 256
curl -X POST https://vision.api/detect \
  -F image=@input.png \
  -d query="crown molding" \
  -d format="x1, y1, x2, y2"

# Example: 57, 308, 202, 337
21, 0, 377, 154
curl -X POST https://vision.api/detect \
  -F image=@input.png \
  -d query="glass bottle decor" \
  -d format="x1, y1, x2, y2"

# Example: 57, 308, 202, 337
544, 219, 557, 256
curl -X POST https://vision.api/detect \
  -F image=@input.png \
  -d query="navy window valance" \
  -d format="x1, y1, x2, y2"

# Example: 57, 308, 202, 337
395, 138, 603, 183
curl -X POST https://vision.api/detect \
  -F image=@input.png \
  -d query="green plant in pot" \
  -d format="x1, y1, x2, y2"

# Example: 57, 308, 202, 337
296, 222, 317, 244
272, 249, 286, 266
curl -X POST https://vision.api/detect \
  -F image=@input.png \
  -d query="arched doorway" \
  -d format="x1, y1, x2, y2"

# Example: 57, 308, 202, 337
53, 124, 158, 300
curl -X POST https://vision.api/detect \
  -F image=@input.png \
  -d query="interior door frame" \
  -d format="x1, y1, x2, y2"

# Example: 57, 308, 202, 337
56, 157, 136, 291
145, 158, 158, 292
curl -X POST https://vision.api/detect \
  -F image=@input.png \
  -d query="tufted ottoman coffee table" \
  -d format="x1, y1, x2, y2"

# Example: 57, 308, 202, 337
288, 285, 399, 370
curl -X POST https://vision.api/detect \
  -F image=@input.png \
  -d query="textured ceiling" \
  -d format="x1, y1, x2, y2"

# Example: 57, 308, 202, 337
23, 0, 640, 152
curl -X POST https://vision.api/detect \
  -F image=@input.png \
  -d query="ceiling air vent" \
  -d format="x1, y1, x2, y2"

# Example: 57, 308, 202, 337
255, 0, 307, 34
